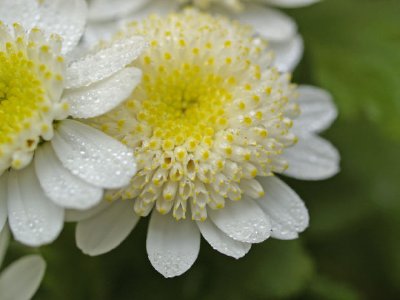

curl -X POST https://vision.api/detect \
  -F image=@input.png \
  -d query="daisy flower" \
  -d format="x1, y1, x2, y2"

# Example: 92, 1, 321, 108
0, 226, 45, 300
0, 0, 146, 247
86, 0, 318, 72
71, 10, 340, 278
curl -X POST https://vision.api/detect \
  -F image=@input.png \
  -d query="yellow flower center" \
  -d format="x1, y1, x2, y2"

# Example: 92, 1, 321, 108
0, 23, 67, 174
89, 10, 299, 221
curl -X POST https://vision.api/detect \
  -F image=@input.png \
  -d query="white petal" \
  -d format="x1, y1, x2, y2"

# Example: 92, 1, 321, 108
66, 36, 147, 89
120, 0, 179, 21
147, 212, 200, 278
264, 0, 320, 8
256, 176, 309, 239
34, 143, 103, 210
0, 226, 9, 268
208, 198, 271, 244
282, 134, 340, 180
64, 67, 142, 118
236, 5, 296, 42
65, 200, 110, 222
295, 85, 338, 133
0, 0, 39, 29
197, 219, 251, 259
37, 0, 87, 54
270, 34, 303, 72
52, 120, 136, 189
76, 200, 139, 256
0, 255, 45, 300
7, 165, 64, 247
88, 0, 148, 22
0, 174, 7, 233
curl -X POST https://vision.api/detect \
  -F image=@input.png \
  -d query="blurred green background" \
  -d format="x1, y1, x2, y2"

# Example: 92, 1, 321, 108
6, 0, 400, 299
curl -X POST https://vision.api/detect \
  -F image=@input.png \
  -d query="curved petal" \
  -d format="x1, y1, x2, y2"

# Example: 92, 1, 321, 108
66, 36, 147, 89
88, 0, 148, 22
65, 200, 110, 222
282, 133, 340, 180
52, 120, 136, 189
7, 165, 64, 247
294, 85, 338, 133
147, 212, 200, 278
208, 198, 271, 244
0, 0, 39, 29
37, 0, 87, 54
76, 200, 139, 256
0, 174, 7, 232
264, 0, 320, 8
0, 226, 9, 268
236, 5, 296, 42
256, 176, 309, 239
270, 34, 303, 72
197, 219, 251, 259
34, 143, 103, 210
0, 255, 46, 300
64, 67, 142, 118
123, 0, 179, 21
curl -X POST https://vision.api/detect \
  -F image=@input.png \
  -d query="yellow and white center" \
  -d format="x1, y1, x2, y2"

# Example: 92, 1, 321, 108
0, 22, 68, 175
89, 10, 299, 221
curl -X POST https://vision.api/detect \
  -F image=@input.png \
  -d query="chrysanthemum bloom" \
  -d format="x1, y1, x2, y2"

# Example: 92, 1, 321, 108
72, 10, 339, 278
86, 0, 318, 72
0, 0, 146, 247
0, 226, 45, 299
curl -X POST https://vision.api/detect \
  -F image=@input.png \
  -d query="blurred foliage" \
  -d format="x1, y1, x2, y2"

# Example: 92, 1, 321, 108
2, 0, 399, 299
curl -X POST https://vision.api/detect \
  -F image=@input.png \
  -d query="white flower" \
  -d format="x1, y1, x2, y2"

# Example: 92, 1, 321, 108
0, 226, 45, 300
86, 0, 319, 72
0, 0, 146, 247
71, 10, 339, 278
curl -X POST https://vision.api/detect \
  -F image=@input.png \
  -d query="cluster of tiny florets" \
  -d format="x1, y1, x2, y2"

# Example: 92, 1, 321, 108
0, 22, 68, 174
88, 10, 299, 221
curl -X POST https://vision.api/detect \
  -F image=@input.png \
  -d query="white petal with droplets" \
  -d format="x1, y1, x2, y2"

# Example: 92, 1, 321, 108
256, 176, 309, 239
7, 165, 64, 247
65, 35, 147, 89
282, 133, 340, 180
52, 120, 136, 189
0, 174, 7, 232
34, 143, 103, 210
37, 0, 87, 54
295, 85, 338, 133
76, 200, 139, 256
209, 198, 271, 244
236, 5, 296, 42
0, 0, 39, 30
147, 212, 200, 278
0, 255, 45, 300
197, 219, 251, 259
64, 67, 142, 118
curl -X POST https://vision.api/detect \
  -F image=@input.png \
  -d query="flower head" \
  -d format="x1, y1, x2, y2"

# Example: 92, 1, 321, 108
92, 11, 297, 221
75, 10, 339, 278
0, 0, 145, 247
86, 0, 313, 72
